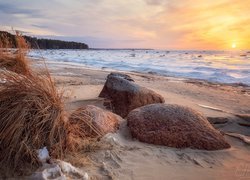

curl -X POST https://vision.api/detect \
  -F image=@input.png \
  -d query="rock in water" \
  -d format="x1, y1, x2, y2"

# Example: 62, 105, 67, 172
99, 73, 165, 117
69, 105, 121, 137
127, 104, 230, 150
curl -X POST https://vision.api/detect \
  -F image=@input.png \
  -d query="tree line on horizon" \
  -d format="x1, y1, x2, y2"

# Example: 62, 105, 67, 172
0, 31, 89, 49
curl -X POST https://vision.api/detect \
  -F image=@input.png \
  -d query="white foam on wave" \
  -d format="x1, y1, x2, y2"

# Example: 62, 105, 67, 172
28, 49, 250, 85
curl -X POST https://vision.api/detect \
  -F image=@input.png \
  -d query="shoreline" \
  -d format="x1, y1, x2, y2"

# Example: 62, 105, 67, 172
35, 59, 250, 89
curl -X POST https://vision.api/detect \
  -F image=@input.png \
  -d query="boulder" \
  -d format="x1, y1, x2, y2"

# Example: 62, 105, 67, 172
127, 104, 230, 150
68, 105, 121, 138
99, 73, 165, 117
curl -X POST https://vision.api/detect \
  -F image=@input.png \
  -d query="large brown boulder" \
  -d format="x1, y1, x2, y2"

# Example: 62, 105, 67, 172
99, 73, 165, 117
68, 105, 121, 138
127, 104, 230, 150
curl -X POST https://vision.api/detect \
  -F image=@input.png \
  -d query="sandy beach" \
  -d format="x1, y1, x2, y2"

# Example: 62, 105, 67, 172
39, 61, 250, 180
1, 1, 250, 179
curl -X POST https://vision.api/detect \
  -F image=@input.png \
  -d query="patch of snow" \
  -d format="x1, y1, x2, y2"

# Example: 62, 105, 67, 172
57, 160, 85, 177
30, 160, 88, 180
83, 172, 89, 180
30, 164, 65, 180
103, 133, 119, 146
42, 165, 65, 180
37, 147, 50, 163
0, 78, 6, 84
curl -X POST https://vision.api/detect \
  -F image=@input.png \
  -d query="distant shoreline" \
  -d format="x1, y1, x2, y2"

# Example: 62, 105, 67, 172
0, 31, 89, 49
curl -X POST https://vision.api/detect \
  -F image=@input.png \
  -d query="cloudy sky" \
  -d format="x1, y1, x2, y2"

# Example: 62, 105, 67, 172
0, 0, 249, 49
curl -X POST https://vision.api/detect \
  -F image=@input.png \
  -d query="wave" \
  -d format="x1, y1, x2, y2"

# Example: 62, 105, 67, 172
28, 49, 250, 85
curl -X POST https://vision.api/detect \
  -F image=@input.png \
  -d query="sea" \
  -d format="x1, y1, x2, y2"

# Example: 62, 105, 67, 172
28, 49, 250, 86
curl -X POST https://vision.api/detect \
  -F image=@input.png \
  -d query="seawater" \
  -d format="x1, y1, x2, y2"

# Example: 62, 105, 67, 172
28, 49, 250, 85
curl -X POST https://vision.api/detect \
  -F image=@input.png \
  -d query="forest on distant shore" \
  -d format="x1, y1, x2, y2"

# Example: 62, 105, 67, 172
0, 31, 89, 49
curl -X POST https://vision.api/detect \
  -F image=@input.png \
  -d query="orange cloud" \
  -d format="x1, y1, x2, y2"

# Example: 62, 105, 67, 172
141, 0, 250, 49
1, 0, 249, 49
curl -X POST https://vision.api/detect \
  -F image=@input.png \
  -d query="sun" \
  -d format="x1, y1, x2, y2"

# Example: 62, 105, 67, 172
231, 43, 236, 49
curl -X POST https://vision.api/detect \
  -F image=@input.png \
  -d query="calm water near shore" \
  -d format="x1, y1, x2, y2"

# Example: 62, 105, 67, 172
29, 49, 250, 85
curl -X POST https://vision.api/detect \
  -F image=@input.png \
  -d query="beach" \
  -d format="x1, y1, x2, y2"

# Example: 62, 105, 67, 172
43, 60, 250, 180
1, 0, 250, 178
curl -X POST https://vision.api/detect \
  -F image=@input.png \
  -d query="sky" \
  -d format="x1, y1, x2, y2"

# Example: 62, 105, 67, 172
0, 0, 250, 49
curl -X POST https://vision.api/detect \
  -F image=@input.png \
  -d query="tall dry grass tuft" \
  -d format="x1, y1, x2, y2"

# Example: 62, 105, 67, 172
0, 31, 101, 177
0, 31, 31, 75
66, 108, 103, 152
0, 70, 67, 176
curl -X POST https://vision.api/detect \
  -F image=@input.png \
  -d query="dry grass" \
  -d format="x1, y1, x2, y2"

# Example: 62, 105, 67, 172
64, 140, 113, 168
0, 31, 31, 75
0, 32, 102, 177
0, 70, 67, 176
66, 108, 103, 152
0, 31, 13, 51
0, 54, 31, 75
